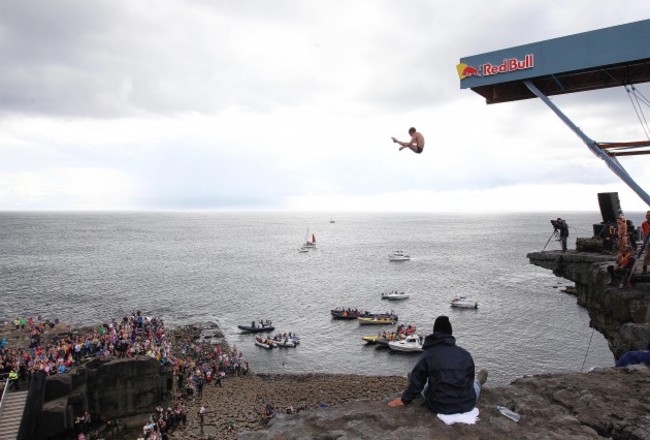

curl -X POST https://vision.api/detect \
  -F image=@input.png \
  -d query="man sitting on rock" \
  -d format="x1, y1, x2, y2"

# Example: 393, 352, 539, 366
388, 315, 487, 422
607, 245, 635, 288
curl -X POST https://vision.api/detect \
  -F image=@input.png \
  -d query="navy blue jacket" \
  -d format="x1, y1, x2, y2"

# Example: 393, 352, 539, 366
401, 332, 476, 414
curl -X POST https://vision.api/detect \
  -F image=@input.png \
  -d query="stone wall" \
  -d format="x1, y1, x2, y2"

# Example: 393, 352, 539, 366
35, 356, 172, 440
527, 250, 650, 359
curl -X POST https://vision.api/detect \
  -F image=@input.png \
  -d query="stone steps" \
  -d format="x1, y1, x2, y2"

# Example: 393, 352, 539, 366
0, 390, 28, 440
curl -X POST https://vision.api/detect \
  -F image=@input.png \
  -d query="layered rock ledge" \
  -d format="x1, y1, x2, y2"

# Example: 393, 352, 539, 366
526, 250, 650, 358
38, 356, 172, 439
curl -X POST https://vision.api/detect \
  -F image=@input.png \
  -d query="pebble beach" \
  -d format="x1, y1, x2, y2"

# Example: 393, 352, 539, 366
166, 323, 408, 440
170, 372, 408, 440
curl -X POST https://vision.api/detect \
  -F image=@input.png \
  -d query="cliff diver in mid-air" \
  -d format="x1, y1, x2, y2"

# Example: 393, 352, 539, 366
391, 127, 425, 154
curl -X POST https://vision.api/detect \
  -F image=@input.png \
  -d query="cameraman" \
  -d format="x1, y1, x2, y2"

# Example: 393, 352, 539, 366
554, 218, 569, 252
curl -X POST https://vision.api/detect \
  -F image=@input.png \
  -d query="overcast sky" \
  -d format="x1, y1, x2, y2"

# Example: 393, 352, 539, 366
1, 1, 650, 212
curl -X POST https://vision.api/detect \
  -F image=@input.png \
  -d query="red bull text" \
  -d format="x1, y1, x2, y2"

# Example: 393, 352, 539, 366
457, 54, 534, 80
481, 54, 534, 77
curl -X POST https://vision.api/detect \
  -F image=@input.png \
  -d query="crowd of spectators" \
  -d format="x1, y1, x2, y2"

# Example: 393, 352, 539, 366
138, 329, 250, 439
1, 311, 171, 389
1, 314, 251, 440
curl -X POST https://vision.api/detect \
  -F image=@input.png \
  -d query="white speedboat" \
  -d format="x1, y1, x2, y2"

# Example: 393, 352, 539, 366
389, 251, 410, 261
255, 337, 277, 349
298, 246, 310, 253
272, 333, 300, 347
274, 339, 295, 348
388, 334, 423, 353
381, 289, 410, 300
450, 295, 478, 309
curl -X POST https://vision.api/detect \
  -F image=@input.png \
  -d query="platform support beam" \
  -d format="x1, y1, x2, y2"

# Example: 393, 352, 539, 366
524, 80, 650, 207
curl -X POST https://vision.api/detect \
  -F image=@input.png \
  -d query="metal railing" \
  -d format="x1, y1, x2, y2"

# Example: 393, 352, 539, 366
0, 378, 13, 418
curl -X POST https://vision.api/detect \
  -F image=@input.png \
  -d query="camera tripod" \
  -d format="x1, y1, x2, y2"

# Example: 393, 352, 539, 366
542, 228, 561, 252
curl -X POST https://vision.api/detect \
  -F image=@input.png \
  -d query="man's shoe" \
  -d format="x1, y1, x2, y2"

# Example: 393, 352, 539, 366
476, 369, 488, 386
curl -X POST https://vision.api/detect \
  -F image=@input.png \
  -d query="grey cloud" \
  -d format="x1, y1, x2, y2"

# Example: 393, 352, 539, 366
0, 1, 326, 118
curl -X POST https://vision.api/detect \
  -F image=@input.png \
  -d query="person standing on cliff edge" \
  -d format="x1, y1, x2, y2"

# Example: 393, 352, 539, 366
388, 315, 488, 420
556, 218, 569, 252
641, 210, 650, 274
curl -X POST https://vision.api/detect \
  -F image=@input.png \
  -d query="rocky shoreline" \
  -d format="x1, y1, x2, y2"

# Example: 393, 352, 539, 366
161, 323, 409, 440
165, 371, 409, 440
2, 321, 648, 439
4, 322, 646, 440
236, 367, 650, 440
166, 323, 650, 440
3, 247, 649, 440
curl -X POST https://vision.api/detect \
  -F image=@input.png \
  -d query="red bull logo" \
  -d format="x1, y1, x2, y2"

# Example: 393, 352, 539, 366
457, 54, 534, 80
456, 63, 481, 80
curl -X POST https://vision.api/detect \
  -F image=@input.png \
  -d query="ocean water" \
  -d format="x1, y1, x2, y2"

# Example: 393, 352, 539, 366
0, 211, 622, 385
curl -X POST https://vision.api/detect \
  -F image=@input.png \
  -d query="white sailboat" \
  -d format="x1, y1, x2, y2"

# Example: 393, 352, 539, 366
302, 229, 316, 249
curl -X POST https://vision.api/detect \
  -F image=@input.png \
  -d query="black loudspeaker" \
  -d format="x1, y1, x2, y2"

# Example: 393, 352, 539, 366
593, 223, 615, 237
598, 192, 622, 223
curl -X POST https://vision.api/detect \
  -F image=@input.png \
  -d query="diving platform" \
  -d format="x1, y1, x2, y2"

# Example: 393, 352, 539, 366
458, 19, 650, 207
458, 19, 650, 104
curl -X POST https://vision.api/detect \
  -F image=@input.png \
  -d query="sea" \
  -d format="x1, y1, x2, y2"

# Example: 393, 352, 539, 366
1, 211, 635, 386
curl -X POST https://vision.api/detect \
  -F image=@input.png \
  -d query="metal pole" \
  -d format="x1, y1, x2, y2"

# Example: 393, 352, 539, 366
524, 80, 650, 207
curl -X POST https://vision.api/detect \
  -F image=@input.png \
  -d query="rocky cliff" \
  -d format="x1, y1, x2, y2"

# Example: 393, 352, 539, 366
230, 251, 650, 440
36, 356, 172, 439
236, 367, 650, 440
526, 250, 650, 359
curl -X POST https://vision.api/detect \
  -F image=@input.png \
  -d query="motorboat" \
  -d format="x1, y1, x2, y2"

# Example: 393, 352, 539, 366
389, 251, 410, 261
298, 246, 310, 253
388, 334, 424, 353
272, 333, 300, 347
362, 335, 391, 349
274, 339, 295, 348
255, 336, 277, 349
332, 308, 397, 321
358, 316, 397, 325
450, 295, 479, 309
373, 311, 399, 321
361, 335, 382, 344
238, 320, 275, 333
331, 308, 361, 320
381, 289, 410, 300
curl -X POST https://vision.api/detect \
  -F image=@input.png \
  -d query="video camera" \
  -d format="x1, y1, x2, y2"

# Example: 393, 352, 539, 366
550, 219, 560, 230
